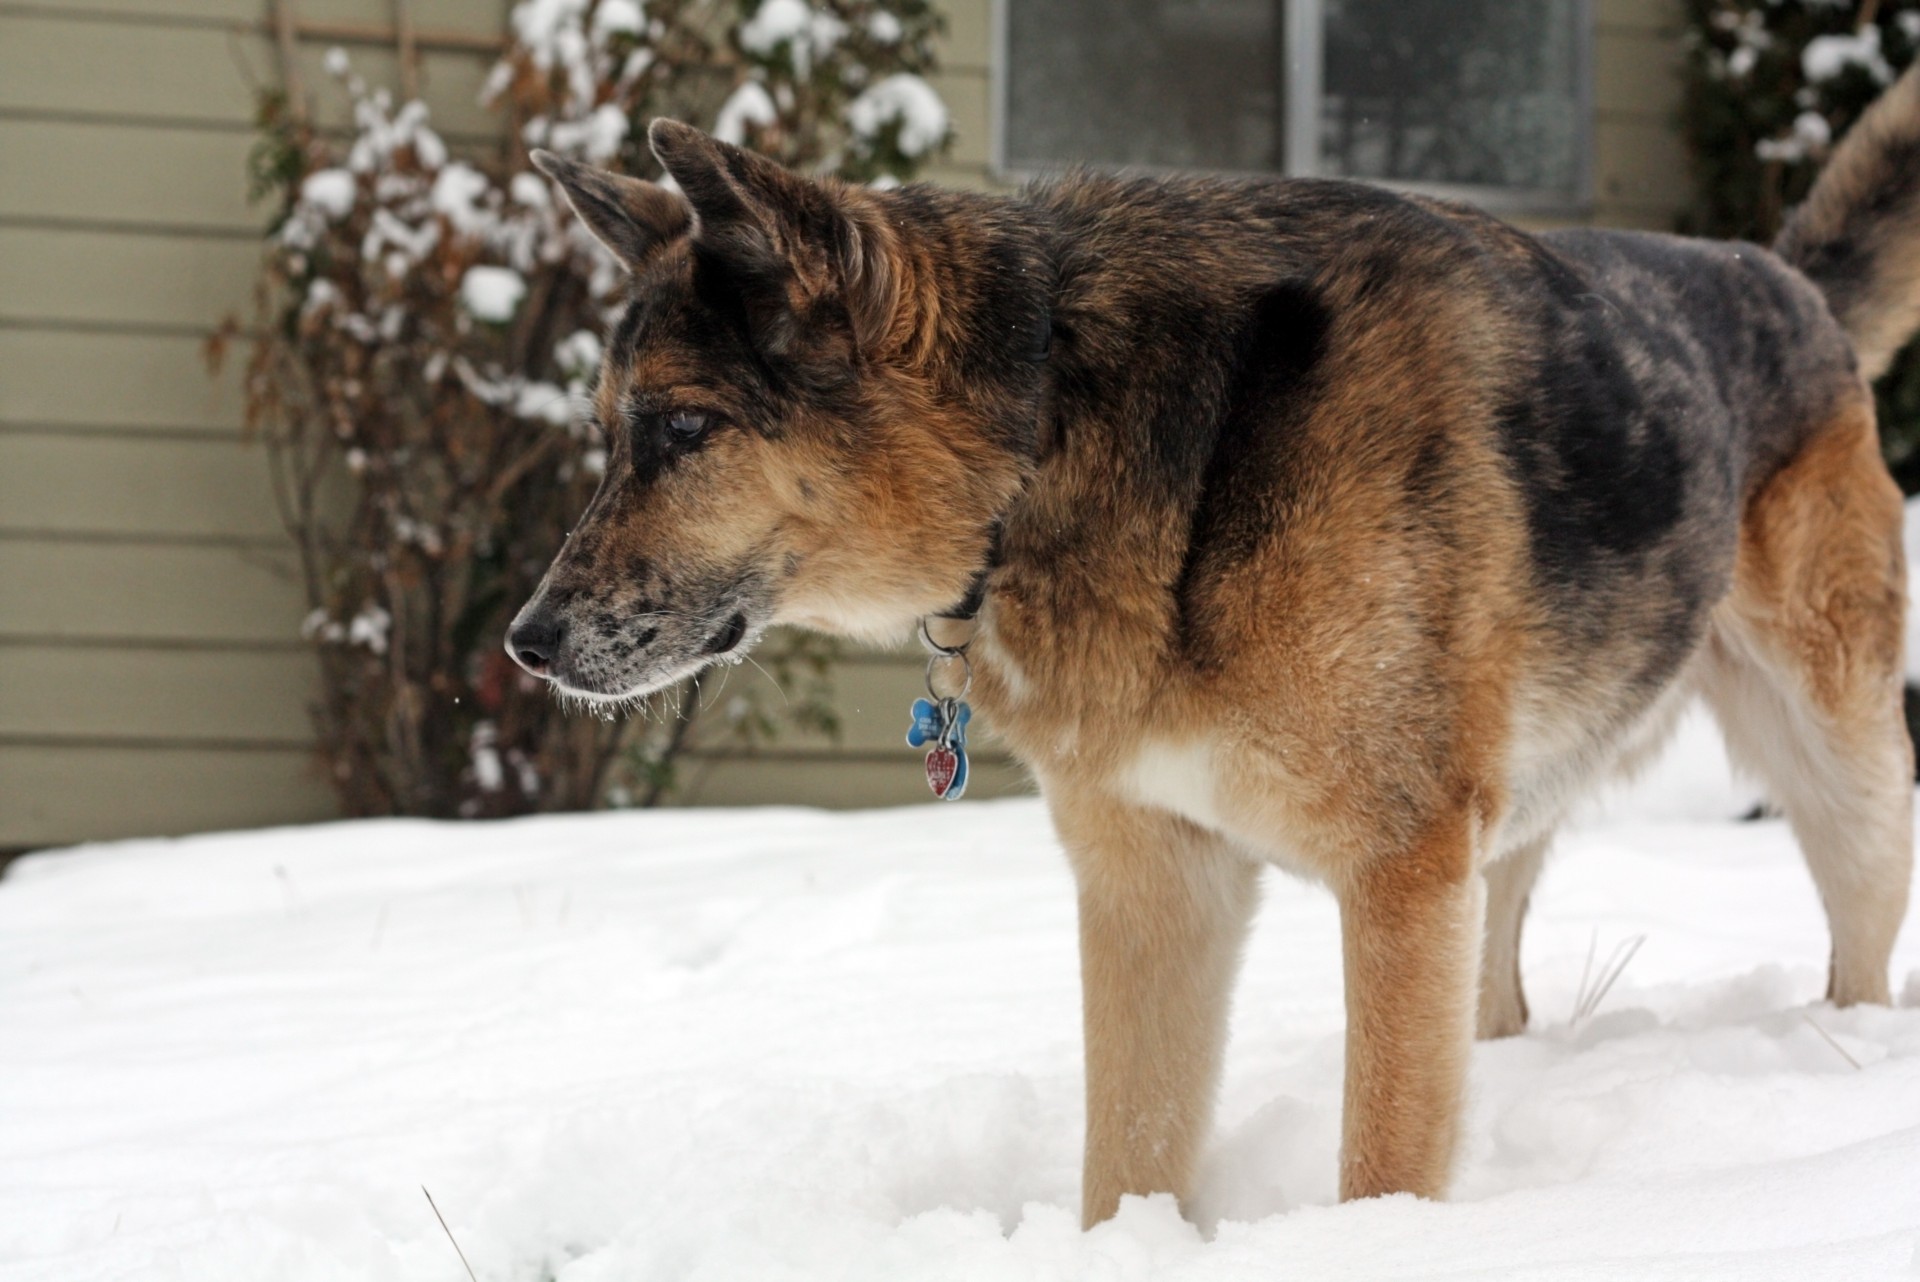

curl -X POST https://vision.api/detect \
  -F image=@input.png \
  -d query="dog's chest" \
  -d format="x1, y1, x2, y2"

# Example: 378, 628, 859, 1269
1120, 739, 1228, 830
974, 626, 1329, 872
983, 652, 1328, 871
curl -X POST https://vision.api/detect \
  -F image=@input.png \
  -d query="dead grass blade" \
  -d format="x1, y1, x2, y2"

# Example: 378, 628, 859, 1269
1572, 933, 1647, 1026
423, 1185, 478, 1282
1803, 1014, 1864, 1070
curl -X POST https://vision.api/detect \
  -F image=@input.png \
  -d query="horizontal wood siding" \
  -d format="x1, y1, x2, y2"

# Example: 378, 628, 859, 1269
0, 0, 516, 846
1592, 0, 1687, 228
0, 541, 307, 644
0, 12, 500, 138
0, 744, 334, 847
0, 434, 287, 539
0, 645, 315, 743
0, 330, 247, 433
925, 0, 993, 189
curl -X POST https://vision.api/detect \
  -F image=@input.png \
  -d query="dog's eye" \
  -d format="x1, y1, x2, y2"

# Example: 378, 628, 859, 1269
667, 410, 710, 443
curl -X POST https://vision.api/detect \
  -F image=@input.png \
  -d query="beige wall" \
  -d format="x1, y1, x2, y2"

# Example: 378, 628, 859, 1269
2, 0, 345, 847
0, 0, 1686, 847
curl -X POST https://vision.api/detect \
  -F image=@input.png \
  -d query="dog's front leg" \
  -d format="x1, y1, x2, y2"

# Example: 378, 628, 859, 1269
1050, 790, 1260, 1227
1335, 812, 1483, 1202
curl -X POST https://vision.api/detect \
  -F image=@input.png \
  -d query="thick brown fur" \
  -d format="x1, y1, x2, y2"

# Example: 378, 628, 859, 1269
510, 81, 1920, 1226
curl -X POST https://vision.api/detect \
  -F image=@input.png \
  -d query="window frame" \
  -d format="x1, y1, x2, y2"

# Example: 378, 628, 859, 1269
989, 0, 1597, 218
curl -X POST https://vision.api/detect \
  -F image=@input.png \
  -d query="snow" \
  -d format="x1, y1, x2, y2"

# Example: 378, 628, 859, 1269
509, 171, 551, 209
470, 722, 506, 793
512, 0, 589, 63
460, 265, 527, 322
346, 604, 391, 655
297, 277, 341, 321
554, 328, 602, 377
1803, 25, 1894, 86
545, 102, 630, 163
3, 716, 1919, 1280
1757, 109, 1834, 163
298, 168, 357, 220
363, 209, 439, 274
429, 162, 492, 237
590, 0, 644, 39
846, 73, 948, 157
738, 0, 845, 76
738, 0, 812, 56
346, 97, 442, 174
513, 380, 574, 426
713, 80, 779, 145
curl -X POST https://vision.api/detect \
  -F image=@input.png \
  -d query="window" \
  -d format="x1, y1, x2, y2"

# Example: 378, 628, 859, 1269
997, 0, 1592, 211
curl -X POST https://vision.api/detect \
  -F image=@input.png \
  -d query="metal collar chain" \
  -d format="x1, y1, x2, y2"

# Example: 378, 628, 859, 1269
906, 618, 974, 800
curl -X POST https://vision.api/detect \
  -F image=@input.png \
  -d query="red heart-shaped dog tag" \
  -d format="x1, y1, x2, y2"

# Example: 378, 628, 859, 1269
925, 747, 958, 798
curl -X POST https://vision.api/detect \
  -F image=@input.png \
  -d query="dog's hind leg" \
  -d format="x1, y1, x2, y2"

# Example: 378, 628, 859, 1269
1048, 787, 1261, 1228
1699, 404, 1913, 1007
1477, 835, 1547, 1039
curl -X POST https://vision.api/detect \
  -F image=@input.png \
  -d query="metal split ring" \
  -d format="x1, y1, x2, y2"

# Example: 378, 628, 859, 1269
919, 617, 974, 702
924, 648, 973, 703
917, 617, 969, 659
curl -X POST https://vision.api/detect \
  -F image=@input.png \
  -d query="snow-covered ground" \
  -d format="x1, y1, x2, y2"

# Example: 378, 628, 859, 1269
3, 709, 1919, 1281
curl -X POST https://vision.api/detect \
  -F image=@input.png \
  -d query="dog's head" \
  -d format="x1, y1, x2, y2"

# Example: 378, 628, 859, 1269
507, 122, 1041, 704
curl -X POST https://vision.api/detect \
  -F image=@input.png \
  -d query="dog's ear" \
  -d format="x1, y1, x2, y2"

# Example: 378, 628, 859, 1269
647, 119, 895, 359
531, 150, 691, 272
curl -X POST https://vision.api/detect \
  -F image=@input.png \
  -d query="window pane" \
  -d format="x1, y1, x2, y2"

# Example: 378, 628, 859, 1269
1320, 0, 1583, 195
1004, 0, 1285, 173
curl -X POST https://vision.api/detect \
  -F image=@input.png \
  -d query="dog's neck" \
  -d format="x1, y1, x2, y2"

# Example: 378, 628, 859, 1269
891, 190, 1059, 634
914, 176, 1278, 733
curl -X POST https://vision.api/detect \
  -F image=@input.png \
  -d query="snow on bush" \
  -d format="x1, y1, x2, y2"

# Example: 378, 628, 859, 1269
847, 71, 949, 158
1803, 24, 1893, 85
231, 0, 946, 819
714, 80, 780, 145
458, 264, 528, 321
297, 167, 357, 219
740, 0, 821, 56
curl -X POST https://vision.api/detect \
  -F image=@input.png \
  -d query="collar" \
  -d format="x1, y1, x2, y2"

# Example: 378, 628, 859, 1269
931, 520, 1002, 623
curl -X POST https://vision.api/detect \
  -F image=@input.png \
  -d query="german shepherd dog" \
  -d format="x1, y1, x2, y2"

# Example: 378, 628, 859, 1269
508, 69, 1920, 1223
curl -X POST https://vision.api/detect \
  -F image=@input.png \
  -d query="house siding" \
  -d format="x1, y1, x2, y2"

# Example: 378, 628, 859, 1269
0, 0, 1686, 846
0, 0, 502, 847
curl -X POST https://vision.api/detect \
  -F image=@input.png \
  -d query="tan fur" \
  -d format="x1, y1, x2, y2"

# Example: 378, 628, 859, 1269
1477, 836, 1548, 1040
1049, 789, 1261, 1222
1699, 402, 1913, 1006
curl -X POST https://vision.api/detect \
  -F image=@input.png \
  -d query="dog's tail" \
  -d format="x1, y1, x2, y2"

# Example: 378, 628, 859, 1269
1776, 64, 1920, 380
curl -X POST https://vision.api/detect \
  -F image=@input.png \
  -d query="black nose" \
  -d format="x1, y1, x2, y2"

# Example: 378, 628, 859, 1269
507, 612, 561, 677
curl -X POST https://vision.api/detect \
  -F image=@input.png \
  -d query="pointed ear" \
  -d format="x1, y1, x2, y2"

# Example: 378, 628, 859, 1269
646, 119, 897, 358
645, 119, 800, 233
530, 149, 690, 272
